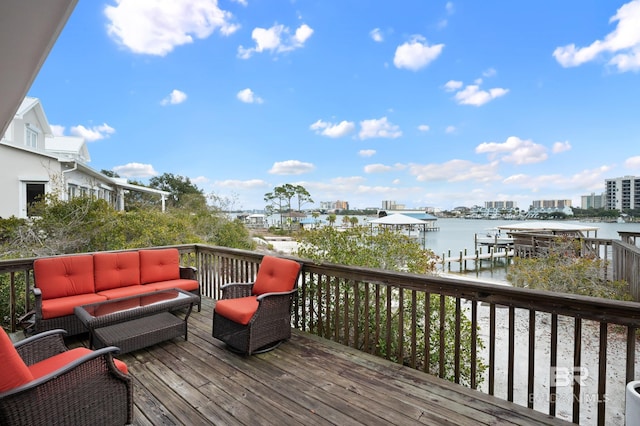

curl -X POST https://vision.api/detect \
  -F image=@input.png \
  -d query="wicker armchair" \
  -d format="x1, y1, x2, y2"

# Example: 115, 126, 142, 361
0, 328, 132, 425
212, 255, 302, 355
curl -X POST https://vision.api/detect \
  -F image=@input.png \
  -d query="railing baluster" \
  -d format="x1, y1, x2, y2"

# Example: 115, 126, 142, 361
354, 280, 360, 350
364, 282, 370, 352
598, 322, 607, 426
508, 306, 515, 402
549, 313, 558, 416
528, 310, 535, 409
573, 318, 582, 424
470, 299, 477, 389
627, 326, 637, 385
343, 281, 350, 347
375, 283, 381, 357
454, 297, 461, 384
410, 290, 417, 369
439, 294, 445, 379
398, 288, 404, 364
9, 272, 16, 332
489, 303, 496, 396
386, 286, 392, 360
330, 275, 340, 342
424, 292, 431, 374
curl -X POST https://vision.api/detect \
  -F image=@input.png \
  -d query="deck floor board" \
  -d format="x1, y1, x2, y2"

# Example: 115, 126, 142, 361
67, 297, 571, 426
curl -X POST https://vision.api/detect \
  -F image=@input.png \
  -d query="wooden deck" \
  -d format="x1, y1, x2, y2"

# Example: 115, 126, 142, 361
99, 298, 570, 425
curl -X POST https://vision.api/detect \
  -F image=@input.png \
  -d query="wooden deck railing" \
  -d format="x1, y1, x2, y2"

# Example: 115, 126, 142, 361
1, 244, 639, 425
613, 240, 640, 301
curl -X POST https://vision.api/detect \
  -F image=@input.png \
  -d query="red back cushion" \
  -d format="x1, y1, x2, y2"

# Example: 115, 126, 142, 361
34, 255, 95, 299
139, 249, 180, 284
0, 328, 33, 392
94, 251, 141, 291
251, 256, 301, 295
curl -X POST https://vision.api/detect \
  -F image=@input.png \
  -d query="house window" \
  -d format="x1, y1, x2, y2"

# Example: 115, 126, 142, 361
25, 125, 38, 148
26, 183, 45, 217
68, 184, 78, 199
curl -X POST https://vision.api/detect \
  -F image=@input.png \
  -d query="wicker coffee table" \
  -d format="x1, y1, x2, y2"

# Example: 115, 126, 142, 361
75, 289, 199, 354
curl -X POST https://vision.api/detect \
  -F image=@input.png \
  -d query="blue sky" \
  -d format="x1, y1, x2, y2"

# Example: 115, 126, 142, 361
29, 0, 640, 211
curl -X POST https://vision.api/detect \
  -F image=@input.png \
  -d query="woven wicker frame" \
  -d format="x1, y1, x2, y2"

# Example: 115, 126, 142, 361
32, 265, 201, 336
0, 329, 133, 425
212, 259, 301, 355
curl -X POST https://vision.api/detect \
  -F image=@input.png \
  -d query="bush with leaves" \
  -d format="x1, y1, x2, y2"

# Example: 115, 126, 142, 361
296, 225, 486, 386
0, 195, 254, 257
507, 236, 632, 301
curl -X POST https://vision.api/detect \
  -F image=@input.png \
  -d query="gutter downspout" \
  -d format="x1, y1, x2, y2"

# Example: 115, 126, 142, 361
61, 161, 78, 201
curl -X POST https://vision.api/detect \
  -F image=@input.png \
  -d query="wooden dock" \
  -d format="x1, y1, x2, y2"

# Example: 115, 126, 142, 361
63, 297, 568, 425
439, 247, 515, 271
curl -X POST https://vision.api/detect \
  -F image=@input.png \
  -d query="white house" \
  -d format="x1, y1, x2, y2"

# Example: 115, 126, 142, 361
0, 97, 169, 219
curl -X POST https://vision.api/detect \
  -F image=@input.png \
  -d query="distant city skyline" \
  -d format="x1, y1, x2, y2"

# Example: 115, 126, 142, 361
28, 1, 640, 211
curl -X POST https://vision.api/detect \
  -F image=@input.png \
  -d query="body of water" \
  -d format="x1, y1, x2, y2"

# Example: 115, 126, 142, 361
263, 214, 640, 284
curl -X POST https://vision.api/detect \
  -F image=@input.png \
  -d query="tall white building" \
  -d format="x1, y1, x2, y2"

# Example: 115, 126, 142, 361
605, 176, 640, 211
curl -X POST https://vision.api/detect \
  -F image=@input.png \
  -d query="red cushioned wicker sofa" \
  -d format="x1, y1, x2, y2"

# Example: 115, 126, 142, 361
32, 248, 200, 336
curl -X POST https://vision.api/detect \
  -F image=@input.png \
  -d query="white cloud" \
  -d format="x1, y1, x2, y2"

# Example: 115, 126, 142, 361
160, 89, 187, 106
482, 68, 497, 77
443, 80, 463, 91
268, 160, 315, 175
452, 84, 509, 106
331, 176, 366, 185
215, 179, 269, 189
553, 0, 640, 72
237, 88, 264, 104
393, 36, 444, 71
310, 119, 355, 138
191, 176, 210, 185
104, 0, 239, 56
370, 28, 384, 42
625, 155, 640, 169
418, 124, 430, 132
231, 0, 247, 6
503, 166, 611, 192
364, 163, 393, 173
359, 117, 402, 139
445, 1, 455, 15
552, 141, 572, 153
70, 123, 116, 141
359, 149, 376, 157
445, 125, 456, 134
112, 162, 158, 178
475, 136, 548, 165
50, 124, 65, 137
238, 23, 313, 59
409, 159, 501, 183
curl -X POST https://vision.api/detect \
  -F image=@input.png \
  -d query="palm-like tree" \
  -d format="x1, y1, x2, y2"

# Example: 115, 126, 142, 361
327, 214, 337, 227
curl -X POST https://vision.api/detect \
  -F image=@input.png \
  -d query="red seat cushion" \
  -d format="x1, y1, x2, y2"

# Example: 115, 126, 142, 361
139, 249, 180, 284
147, 279, 199, 292
29, 347, 128, 377
0, 329, 33, 392
34, 255, 95, 299
251, 256, 301, 295
215, 296, 259, 325
94, 251, 141, 292
41, 293, 107, 319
